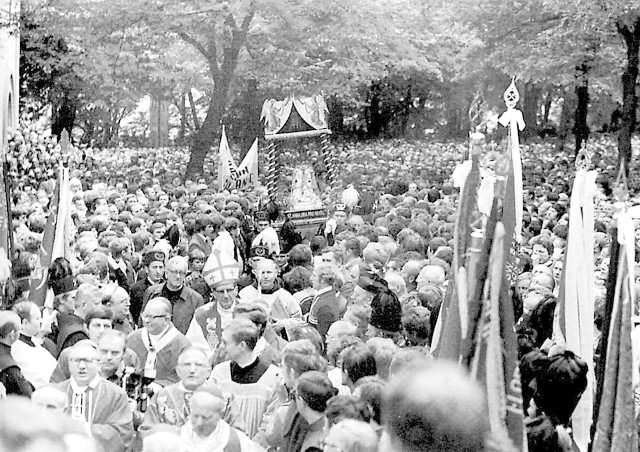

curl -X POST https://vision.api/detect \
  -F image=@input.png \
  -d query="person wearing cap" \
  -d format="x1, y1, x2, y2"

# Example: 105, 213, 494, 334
53, 341, 134, 452
141, 256, 205, 335
186, 250, 242, 358
180, 384, 266, 451
130, 250, 166, 325
0, 311, 34, 396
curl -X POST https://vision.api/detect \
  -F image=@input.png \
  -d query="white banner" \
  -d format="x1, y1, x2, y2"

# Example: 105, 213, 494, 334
218, 129, 258, 191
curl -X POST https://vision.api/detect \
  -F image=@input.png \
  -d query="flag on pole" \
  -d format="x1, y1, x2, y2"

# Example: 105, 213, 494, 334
592, 202, 638, 451
28, 132, 73, 307
218, 126, 235, 191
432, 133, 482, 360
552, 158, 597, 452
0, 161, 12, 260
218, 128, 259, 191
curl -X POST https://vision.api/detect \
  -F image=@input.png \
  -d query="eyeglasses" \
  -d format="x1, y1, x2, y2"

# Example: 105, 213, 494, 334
215, 287, 237, 294
178, 362, 210, 369
141, 314, 168, 322
166, 269, 187, 276
70, 357, 99, 365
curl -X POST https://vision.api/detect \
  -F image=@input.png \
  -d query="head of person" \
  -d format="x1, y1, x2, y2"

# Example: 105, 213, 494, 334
401, 306, 431, 347
109, 237, 132, 261
165, 256, 188, 290
280, 339, 328, 389
97, 329, 126, 378
141, 431, 182, 452
325, 395, 371, 427
220, 317, 260, 363
12, 301, 41, 338
32, 386, 68, 412
340, 344, 377, 388
74, 283, 103, 319
202, 250, 241, 310
150, 222, 166, 241
52, 276, 79, 314
324, 419, 379, 452
342, 237, 362, 262
388, 347, 432, 379
533, 351, 588, 426
531, 238, 553, 266
76, 303, 111, 344
254, 258, 279, 291
102, 285, 131, 320
343, 305, 371, 340
0, 311, 22, 345
367, 289, 402, 340
355, 375, 386, 425
326, 320, 358, 361
313, 265, 343, 291
233, 303, 269, 337
0, 396, 70, 452
288, 244, 313, 268
366, 337, 397, 380
141, 297, 172, 335
295, 370, 338, 420
189, 385, 226, 438
68, 342, 101, 386
382, 362, 488, 452
143, 251, 166, 284
177, 348, 212, 391
529, 272, 555, 296
401, 260, 423, 288
416, 265, 445, 291
362, 243, 389, 275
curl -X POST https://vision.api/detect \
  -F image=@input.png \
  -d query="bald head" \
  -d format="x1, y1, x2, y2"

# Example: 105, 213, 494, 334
145, 297, 172, 316
327, 320, 358, 340
416, 265, 445, 291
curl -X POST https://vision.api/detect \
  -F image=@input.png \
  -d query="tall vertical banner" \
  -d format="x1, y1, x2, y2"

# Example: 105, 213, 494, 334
552, 156, 596, 452
592, 203, 638, 451
29, 132, 72, 307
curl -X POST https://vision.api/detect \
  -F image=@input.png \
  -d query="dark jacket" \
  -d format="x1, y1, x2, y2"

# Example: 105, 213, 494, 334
130, 277, 155, 324
0, 342, 34, 397
56, 313, 89, 357
140, 284, 205, 335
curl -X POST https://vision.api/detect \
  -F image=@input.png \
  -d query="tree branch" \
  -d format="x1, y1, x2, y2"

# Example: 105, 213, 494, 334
176, 30, 209, 60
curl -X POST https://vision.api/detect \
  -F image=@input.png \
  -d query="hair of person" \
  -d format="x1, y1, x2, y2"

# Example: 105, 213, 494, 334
108, 237, 130, 257
48, 257, 73, 283
226, 317, 261, 351
365, 338, 397, 380
325, 395, 371, 427
388, 347, 432, 379
283, 266, 313, 293
282, 340, 328, 376
233, 303, 269, 337
98, 329, 126, 348
383, 362, 488, 452
288, 244, 313, 268
0, 396, 68, 452
178, 346, 210, 364
32, 386, 69, 411
289, 323, 325, 355
84, 305, 114, 326
342, 237, 362, 258
355, 375, 386, 425
327, 419, 379, 452
0, 311, 21, 338
402, 305, 432, 342
296, 370, 338, 413
533, 350, 588, 426
146, 297, 173, 316
310, 236, 328, 255
331, 335, 364, 363
12, 300, 38, 323
340, 344, 377, 386
142, 431, 183, 452
315, 265, 344, 290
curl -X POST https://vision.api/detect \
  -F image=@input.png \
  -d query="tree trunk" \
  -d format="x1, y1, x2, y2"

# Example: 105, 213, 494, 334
326, 95, 344, 138
617, 15, 640, 177
188, 89, 200, 131
51, 89, 76, 141
573, 63, 590, 155
177, 92, 188, 145
521, 82, 541, 140
184, 10, 256, 179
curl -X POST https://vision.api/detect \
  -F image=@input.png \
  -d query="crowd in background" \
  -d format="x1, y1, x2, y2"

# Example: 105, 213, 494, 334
0, 129, 639, 452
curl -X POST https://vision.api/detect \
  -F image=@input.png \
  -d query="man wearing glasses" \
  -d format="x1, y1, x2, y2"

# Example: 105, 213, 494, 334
126, 297, 191, 390
53, 342, 134, 452
187, 250, 242, 359
141, 256, 205, 335
139, 347, 212, 436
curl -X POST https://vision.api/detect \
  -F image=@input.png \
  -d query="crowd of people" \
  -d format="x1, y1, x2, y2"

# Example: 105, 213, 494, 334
0, 125, 639, 452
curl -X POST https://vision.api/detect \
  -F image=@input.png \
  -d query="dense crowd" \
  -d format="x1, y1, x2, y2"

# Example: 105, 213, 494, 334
0, 124, 639, 452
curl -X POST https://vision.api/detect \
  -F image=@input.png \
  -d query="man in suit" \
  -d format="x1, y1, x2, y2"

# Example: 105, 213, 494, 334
0, 311, 34, 397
